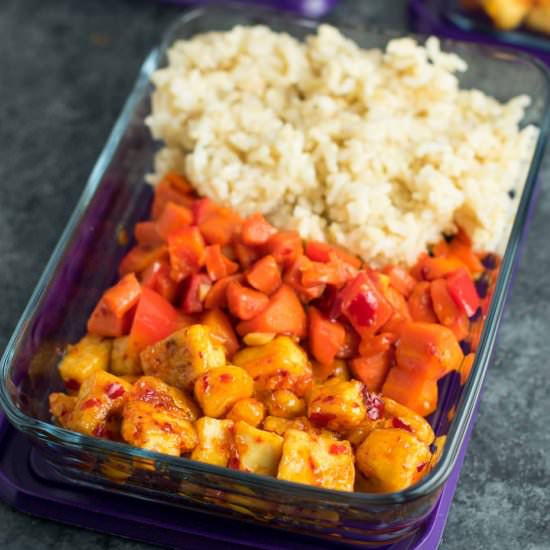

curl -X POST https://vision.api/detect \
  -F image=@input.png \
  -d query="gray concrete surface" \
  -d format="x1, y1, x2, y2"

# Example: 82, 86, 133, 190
0, 0, 548, 548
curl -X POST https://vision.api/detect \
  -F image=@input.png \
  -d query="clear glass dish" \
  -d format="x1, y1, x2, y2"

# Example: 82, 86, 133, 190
1, 5, 549, 546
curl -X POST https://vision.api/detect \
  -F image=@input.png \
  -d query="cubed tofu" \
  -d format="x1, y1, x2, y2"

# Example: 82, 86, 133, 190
48, 393, 77, 428
346, 417, 384, 447
263, 389, 305, 419
308, 379, 366, 433
62, 371, 132, 437
262, 416, 338, 439
122, 376, 199, 456
140, 325, 226, 390
111, 336, 142, 376
58, 334, 112, 390
355, 428, 431, 493
382, 398, 435, 446
232, 336, 312, 397
233, 421, 283, 476
277, 429, 355, 492
227, 398, 266, 427
191, 417, 235, 467
194, 366, 254, 418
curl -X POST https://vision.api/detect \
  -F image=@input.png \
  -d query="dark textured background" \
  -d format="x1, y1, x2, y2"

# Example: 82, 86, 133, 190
0, 1, 549, 548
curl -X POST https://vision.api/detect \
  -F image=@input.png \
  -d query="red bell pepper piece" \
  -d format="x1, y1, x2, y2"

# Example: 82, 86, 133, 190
430, 279, 469, 341
191, 197, 218, 225
307, 306, 346, 366
198, 206, 242, 246
338, 272, 393, 339
128, 287, 179, 352
141, 260, 179, 303
241, 213, 277, 246
181, 273, 212, 314
167, 226, 206, 282
446, 268, 480, 318
87, 273, 142, 337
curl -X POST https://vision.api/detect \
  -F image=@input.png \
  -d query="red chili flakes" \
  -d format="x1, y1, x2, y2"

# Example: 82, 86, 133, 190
202, 376, 210, 392
81, 398, 101, 410
93, 424, 106, 437
392, 417, 413, 432
329, 443, 347, 455
322, 395, 336, 403
227, 455, 240, 470
161, 422, 174, 433
417, 462, 427, 473
363, 391, 384, 421
220, 373, 233, 383
105, 383, 125, 400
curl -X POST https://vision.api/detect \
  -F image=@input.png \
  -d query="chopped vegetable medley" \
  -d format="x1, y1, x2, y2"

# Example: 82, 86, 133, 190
49, 172, 499, 493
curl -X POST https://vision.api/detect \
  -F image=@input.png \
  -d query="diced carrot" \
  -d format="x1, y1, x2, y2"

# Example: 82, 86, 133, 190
460, 353, 475, 385
192, 197, 217, 225
201, 308, 239, 358
156, 202, 193, 240
234, 242, 260, 270
351, 352, 392, 393
167, 226, 206, 282
264, 231, 303, 268
382, 368, 438, 417
395, 322, 464, 379
335, 323, 360, 359
358, 333, 398, 356
241, 213, 277, 246
382, 265, 416, 297
204, 274, 242, 310
141, 260, 179, 303
134, 221, 163, 247
87, 273, 141, 337
226, 280, 269, 321
205, 244, 239, 281
152, 179, 193, 220
432, 240, 450, 258
283, 255, 325, 303
379, 285, 412, 335
448, 240, 484, 275
163, 171, 194, 195
307, 306, 346, 366
420, 256, 467, 281
199, 207, 242, 246
181, 273, 212, 314
246, 255, 281, 295
301, 257, 357, 289
305, 241, 362, 269
118, 245, 168, 276
236, 284, 306, 339
408, 281, 438, 324
430, 279, 469, 341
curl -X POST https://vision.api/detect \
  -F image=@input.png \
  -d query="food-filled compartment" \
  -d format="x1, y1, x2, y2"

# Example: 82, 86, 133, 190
1, 6, 549, 546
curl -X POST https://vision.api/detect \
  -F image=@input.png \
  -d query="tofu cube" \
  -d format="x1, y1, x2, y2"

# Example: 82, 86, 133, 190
227, 398, 266, 427
49, 393, 77, 428
191, 417, 235, 467
382, 397, 435, 446
140, 325, 226, 390
194, 366, 254, 418
277, 429, 355, 492
355, 428, 431, 493
233, 336, 312, 396
58, 334, 112, 390
121, 376, 199, 456
233, 421, 283, 476
63, 371, 132, 437
111, 336, 142, 376
263, 389, 305, 419
307, 379, 366, 433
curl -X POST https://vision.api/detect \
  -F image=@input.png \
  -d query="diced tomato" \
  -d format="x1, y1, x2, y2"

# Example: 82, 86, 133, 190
226, 280, 269, 321
141, 261, 179, 303
156, 202, 193, 240
167, 226, 206, 282
199, 206, 242, 245
383, 265, 416, 297
134, 221, 163, 247
430, 279, 469, 341
234, 242, 260, 270
446, 268, 480, 318
118, 245, 168, 276
265, 231, 303, 267
236, 284, 306, 339
205, 244, 239, 281
350, 352, 392, 393
128, 287, 179, 352
396, 322, 463, 379
181, 273, 212, 314
338, 272, 394, 339
305, 241, 362, 269
283, 255, 325, 303
382, 368, 438, 417
246, 255, 281, 295
201, 308, 239, 358
204, 274, 242, 310
408, 281, 438, 324
307, 306, 346, 366
241, 213, 277, 246
87, 273, 142, 337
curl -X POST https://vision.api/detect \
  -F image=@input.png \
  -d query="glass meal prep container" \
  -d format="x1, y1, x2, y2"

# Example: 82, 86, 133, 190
1, 5, 549, 546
